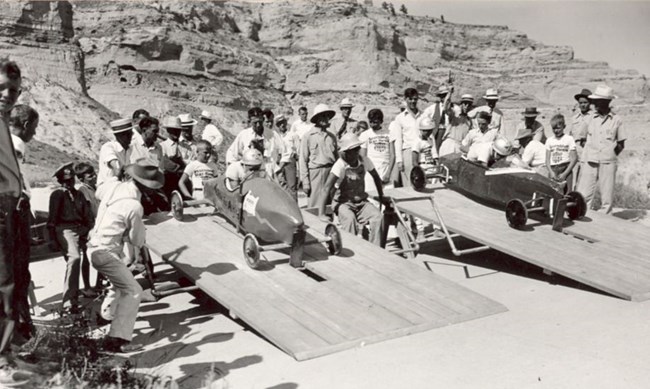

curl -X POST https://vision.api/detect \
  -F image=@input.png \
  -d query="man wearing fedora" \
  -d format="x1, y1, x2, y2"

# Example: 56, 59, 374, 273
576, 85, 626, 214
97, 118, 134, 192
468, 88, 503, 133
160, 116, 188, 200
47, 162, 92, 313
331, 98, 358, 140
423, 85, 453, 152
515, 107, 548, 144
87, 161, 164, 353
300, 104, 338, 207
439, 93, 474, 156
570, 88, 592, 179
178, 113, 198, 161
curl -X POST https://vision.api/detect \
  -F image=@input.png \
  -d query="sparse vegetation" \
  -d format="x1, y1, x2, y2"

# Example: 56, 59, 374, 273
399, 4, 408, 15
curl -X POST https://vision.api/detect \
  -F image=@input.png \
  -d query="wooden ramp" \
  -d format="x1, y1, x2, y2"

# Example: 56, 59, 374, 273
144, 207, 506, 361
385, 185, 650, 302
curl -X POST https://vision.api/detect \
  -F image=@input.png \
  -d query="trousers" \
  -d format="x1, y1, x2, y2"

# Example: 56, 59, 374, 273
338, 201, 382, 246
277, 159, 298, 200
307, 166, 332, 208
89, 247, 142, 341
56, 226, 83, 304
0, 195, 19, 355
577, 161, 617, 214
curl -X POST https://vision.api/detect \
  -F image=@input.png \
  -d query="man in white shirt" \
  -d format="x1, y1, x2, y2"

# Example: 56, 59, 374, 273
331, 98, 358, 140
511, 127, 548, 175
392, 87, 424, 187
97, 119, 134, 192
290, 106, 314, 141
88, 162, 163, 353
275, 114, 300, 200
468, 137, 512, 168
461, 111, 498, 152
468, 88, 503, 133
129, 116, 163, 168
199, 110, 223, 164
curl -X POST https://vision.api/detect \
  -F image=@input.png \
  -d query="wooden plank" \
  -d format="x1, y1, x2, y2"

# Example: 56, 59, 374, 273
385, 186, 650, 301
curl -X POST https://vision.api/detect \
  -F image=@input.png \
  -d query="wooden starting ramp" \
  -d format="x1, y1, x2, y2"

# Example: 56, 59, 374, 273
144, 207, 506, 361
385, 185, 650, 302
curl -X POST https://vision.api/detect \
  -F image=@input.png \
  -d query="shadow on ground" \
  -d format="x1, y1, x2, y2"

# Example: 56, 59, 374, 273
177, 354, 264, 388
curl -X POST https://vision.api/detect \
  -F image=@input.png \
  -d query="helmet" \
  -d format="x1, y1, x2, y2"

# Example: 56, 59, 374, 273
492, 137, 513, 156
242, 148, 263, 166
418, 117, 436, 131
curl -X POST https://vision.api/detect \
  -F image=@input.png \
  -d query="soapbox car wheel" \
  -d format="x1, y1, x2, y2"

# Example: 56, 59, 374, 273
565, 191, 587, 220
505, 199, 528, 229
325, 223, 342, 255
242, 234, 262, 269
410, 166, 426, 191
171, 190, 184, 221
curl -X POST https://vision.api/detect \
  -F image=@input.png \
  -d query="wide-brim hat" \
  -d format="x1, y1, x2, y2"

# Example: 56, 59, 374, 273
200, 110, 212, 120
339, 133, 363, 151
574, 88, 592, 101
460, 94, 474, 103
514, 127, 534, 140
124, 162, 164, 189
436, 85, 451, 96
339, 98, 355, 108
310, 104, 336, 124
110, 118, 134, 134
522, 107, 540, 117
589, 85, 617, 100
162, 116, 184, 130
178, 113, 198, 127
53, 162, 74, 179
483, 88, 500, 101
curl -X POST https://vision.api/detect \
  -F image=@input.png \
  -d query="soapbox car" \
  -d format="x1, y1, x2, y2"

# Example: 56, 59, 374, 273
169, 171, 342, 269
410, 153, 587, 230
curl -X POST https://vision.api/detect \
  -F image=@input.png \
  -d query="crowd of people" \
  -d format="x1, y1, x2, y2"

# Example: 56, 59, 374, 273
0, 54, 627, 382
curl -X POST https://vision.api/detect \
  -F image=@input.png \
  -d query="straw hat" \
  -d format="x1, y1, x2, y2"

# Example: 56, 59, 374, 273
589, 85, 617, 100
109, 118, 134, 134
460, 94, 474, 103
339, 133, 363, 152
275, 114, 287, 124
178, 113, 197, 127
339, 98, 354, 108
162, 116, 184, 129
200, 110, 212, 120
310, 104, 336, 124
483, 88, 500, 101
124, 162, 164, 189
436, 85, 451, 96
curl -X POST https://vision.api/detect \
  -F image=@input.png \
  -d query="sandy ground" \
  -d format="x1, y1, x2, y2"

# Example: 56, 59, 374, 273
28, 188, 650, 389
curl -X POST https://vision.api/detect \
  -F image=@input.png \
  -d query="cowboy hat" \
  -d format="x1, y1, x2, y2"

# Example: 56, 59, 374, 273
483, 88, 500, 101
521, 107, 540, 117
109, 118, 134, 134
339, 98, 354, 108
53, 162, 74, 180
574, 88, 592, 101
589, 85, 617, 100
339, 133, 363, 152
200, 110, 212, 120
310, 104, 336, 124
161, 116, 184, 129
514, 127, 534, 140
124, 161, 164, 189
460, 94, 474, 103
178, 113, 197, 127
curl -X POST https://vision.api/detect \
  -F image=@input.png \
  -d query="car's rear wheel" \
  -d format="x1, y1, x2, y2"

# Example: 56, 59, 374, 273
506, 199, 528, 229
243, 234, 261, 269
325, 223, 342, 255
410, 166, 426, 191
171, 190, 184, 221
566, 191, 587, 220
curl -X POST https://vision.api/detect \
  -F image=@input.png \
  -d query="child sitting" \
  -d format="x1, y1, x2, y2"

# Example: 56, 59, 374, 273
179, 140, 219, 200
318, 133, 384, 246
47, 162, 92, 312
225, 148, 264, 190
545, 114, 578, 191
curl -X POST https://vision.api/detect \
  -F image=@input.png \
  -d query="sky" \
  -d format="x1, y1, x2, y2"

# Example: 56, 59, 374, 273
399, 0, 650, 78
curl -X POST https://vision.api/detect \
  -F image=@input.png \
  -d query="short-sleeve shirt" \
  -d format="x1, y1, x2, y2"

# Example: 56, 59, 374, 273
545, 134, 576, 166
184, 160, 219, 198
521, 140, 547, 167
359, 128, 394, 178
331, 156, 375, 204
412, 138, 438, 174
582, 111, 626, 163
461, 128, 498, 150
467, 142, 492, 165
202, 123, 224, 147
97, 140, 132, 189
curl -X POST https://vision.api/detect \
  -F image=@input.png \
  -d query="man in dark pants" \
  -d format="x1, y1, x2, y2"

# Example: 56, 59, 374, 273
0, 58, 32, 384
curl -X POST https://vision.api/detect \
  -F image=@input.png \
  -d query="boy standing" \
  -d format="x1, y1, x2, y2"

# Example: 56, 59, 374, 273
179, 140, 219, 200
318, 134, 384, 246
545, 114, 578, 191
74, 162, 100, 295
47, 162, 92, 312
412, 117, 439, 176
359, 109, 395, 190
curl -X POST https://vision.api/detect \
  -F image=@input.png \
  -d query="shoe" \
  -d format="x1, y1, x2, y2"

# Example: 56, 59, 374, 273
95, 313, 111, 326
129, 263, 145, 275
80, 288, 99, 298
101, 336, 143, 353
0, 365, 31, 387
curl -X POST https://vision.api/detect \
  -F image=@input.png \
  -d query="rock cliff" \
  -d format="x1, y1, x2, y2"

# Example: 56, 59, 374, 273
3, 0, 649, 191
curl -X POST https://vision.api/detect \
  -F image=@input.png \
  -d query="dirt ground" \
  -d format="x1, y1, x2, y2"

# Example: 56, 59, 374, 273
28, 188, 650, 389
